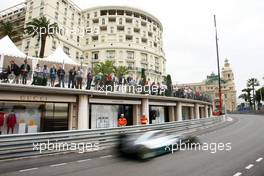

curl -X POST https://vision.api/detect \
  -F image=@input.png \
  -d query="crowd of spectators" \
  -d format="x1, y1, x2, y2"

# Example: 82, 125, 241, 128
0, 60, 212, 103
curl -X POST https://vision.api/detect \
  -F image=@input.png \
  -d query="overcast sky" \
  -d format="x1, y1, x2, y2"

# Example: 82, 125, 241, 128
1, 0, 264, 97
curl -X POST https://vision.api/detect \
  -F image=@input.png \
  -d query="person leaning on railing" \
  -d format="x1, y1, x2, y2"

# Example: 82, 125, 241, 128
75, 67, 83, 89
42, 65, 49, 86
86, 71, 93, 90
57, 66, 65, 88
68, 66, 76, 89
32, 64, 42, 85
49, 65, 57, 87
10, 60, 20, 84
20, 59, 31, 85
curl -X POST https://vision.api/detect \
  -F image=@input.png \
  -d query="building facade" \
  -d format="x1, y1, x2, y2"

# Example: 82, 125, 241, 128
0, 0, 166, 82
176, 59, 237, 112
0, 83, 212, 135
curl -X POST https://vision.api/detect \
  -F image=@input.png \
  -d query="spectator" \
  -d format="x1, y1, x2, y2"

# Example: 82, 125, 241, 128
86, 71, 93, 90
10, 60, 20, 84
20, 59, 31, 85
68, 66, 76, 89
49, 65, 57, 87
157, 82, 161, 95
0, 66, 11, 83
32, 64, 42, 85
94, 73, 102, 90
75, 67, 83, 89
57, 66, 65, 88
118, 75, 126, 90
42, 65, 49, 86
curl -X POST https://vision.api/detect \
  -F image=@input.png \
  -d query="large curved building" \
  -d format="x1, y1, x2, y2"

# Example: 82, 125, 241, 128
0, 1, 167, 82
82, 6, 166, 82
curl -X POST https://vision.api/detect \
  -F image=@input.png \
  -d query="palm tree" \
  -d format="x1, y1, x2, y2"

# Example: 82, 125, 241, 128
24, 17, 58, 58
247, 78, 260, 110
239, 88, 253, 109
114, 66, 129, 80
256, 87, 264, 105
0, 21, 21, 42
93, 60, 115, 84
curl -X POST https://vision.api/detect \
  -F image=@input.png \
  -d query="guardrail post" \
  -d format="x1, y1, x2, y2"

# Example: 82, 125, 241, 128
78, 95, 89, 129
195, 103, 200, 119
176, 102, 182, 121
141, 98, 149, 124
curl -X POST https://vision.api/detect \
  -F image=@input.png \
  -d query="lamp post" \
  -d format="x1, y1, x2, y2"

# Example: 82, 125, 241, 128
80, 56, 84, 69
214, 15, 222, 115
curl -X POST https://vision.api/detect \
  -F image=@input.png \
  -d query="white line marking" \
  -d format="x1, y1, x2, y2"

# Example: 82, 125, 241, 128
77, 158, 92, 163
256, 157, 263, 162
19, 168, 38, 172
50, 163, 67, 167
100, 155, 112, 158
245, 164, 254, 170
233, 172, 242, 176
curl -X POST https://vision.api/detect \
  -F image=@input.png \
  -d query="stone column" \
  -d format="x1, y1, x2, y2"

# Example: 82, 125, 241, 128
209, 106, 213, 117
195, 103, 200, 119
133, 104, 141, 125
68, 103, 74, 130
205, 105, 209, 118
141, 98, 149, 124
78, 95, 89, 130
168, 106, 175, 122
176, 102, 182, 121
190, 107, 194, 119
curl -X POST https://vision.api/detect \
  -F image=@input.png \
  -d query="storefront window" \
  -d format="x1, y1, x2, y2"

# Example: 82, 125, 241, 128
149, 106, 168, 124
0, 102, 69, 135
0, 102, 42, 135
91, 104, 133, 129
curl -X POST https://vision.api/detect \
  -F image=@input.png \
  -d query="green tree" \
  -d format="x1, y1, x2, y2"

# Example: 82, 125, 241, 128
256, 87, 264, 104
114, 66, 129, 80
141, 68, 146, 86
247, 78, 260, 110
0, 21, 21, 42
24, 17, 58, 58
239, 88, 253, 109
165, 74, 172, 96
93, 60, 115, 84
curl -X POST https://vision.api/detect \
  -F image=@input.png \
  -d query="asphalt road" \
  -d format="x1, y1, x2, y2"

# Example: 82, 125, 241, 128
1, 114, 264, 176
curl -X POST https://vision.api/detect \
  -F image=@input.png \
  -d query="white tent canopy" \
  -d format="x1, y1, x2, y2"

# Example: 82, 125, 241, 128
45, 47, 80, 65
0, 36, 26, 58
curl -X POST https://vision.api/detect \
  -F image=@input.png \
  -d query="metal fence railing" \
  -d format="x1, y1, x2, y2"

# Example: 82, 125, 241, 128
0, 117, 224, 160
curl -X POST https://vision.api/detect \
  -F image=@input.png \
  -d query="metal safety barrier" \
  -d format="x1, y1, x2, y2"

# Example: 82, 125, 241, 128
0, 117, 224, 160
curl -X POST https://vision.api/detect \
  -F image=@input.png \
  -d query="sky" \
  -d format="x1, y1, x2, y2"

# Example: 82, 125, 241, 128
1, 0, 264, 97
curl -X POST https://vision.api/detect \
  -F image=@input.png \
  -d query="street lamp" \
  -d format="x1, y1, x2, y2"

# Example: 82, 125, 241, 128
214, 15, 222, 115
80, 56, 84, 69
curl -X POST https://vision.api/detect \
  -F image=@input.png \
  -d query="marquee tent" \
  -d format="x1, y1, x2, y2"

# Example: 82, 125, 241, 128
44, 47, 80, 66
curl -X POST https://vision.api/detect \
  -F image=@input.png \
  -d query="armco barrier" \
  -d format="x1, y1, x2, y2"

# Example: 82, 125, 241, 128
0, 117, 224, 160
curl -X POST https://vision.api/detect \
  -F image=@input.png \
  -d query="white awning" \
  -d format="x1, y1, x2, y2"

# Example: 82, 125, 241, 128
0, 36, 26, 58
46, 47, 80, 65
